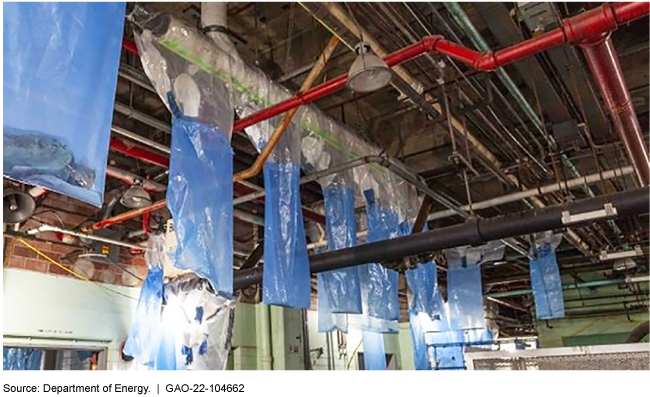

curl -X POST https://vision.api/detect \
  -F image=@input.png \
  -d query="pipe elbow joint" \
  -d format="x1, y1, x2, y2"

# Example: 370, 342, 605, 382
473, 54, 497, 72
422, 35, 444, 52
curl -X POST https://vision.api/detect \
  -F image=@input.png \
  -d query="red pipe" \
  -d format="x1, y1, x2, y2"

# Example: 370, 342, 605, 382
581, 34, 650, 186
123, 37, 139, 55
231, 2, 648, 130
110, 137, 170, 168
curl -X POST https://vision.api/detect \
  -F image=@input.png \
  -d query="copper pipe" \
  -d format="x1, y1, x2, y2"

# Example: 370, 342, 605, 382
233, 35, 340, 182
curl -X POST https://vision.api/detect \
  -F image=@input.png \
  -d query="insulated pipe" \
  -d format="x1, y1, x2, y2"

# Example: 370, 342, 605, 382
581, 34, 650, 186
231, 2, 649, 133
233, 35, 340, 182
427, 166, 635, 221
233, 187, 649, 289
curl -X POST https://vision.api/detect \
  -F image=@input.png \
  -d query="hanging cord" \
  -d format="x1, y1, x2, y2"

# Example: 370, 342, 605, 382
284, 3, 296, 70
253, 3, 259, 67
17, 238, 138, 301
346, 338, 363, 370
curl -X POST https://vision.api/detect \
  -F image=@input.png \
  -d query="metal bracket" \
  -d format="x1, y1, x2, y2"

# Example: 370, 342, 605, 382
561, 203, 618, 226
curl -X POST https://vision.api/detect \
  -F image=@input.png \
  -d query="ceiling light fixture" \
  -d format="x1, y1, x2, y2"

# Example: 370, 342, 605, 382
346, 42, 392, 93
120, 181, 152, 209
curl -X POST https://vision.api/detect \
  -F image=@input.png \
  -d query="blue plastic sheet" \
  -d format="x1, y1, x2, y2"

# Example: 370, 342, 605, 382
319, 186, 362, 314
166, 95, 233, 296
447, 260, 485, 331
262, 161, 311, 308
405, 261, 440, 319
3, 2, 125, 207
360, 189, 399, 321
3, 347, 42, 370
362, 331, 387, 370
530, 243, 565, 319
123, 235, 165, 367
409, 312, 432, 370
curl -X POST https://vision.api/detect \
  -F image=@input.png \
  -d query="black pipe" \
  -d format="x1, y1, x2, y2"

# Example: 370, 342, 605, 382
234, 187, 649, 290
626, 321, 650, 343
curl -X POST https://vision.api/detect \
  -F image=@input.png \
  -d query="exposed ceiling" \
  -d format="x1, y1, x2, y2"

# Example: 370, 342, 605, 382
8, 2, 649, 335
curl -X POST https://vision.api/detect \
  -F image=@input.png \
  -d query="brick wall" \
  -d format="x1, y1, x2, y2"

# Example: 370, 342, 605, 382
3, 191, 148, 288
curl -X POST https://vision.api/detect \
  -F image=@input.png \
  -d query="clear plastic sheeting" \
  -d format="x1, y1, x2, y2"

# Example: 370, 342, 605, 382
165, 95, 233, 296
361, 331, 387, 370
530, 232, 565, 320
319, 175, 362, 314
446, 242, 504, 331
123, 234, 166, 366
3, 2, 125, 207
360, 189, 400, 322
3, 347, 42, 370
159, 276, 238, 370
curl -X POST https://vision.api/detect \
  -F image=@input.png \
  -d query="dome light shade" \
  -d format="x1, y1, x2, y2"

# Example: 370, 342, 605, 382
120, 182, 152, 209
346, 42, 392, 93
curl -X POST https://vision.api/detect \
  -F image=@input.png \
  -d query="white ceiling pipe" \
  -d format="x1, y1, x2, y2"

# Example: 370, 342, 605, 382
428, 166, 635, 222
27, 225, 147, 250
201, 2, 238, 56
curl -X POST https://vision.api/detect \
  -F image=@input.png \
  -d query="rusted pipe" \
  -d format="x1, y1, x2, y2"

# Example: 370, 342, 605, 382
233, 35, 340, 182
581, 34, 650, 186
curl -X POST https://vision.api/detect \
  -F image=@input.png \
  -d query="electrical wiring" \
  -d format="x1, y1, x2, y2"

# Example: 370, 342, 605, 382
17, 238, 138, 301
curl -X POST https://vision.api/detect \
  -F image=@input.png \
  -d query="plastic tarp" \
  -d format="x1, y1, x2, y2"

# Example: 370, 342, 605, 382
360, 189, 400, 322
446, 242, 504, 331
318, 175, 362, 315
361, 331, 387, 370
530, 233, 565, 320
123, 234, 165, 367
135, 23, 235, 296
3, 347, 42, 370
3, 2, 125, 207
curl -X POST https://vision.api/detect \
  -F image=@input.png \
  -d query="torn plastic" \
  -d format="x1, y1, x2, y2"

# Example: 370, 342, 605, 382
3, 2, 125, 207
158, 276, 237, 370
123, 234, 165, 367
362, 330, 387, 370
319, 174, 362, 314
3, 347, 43, 370
530, 232, 565, 320
360, 189, 400, 322
446, 242, 504, 331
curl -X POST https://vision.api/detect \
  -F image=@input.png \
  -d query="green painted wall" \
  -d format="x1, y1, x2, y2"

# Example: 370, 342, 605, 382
230, 302, 412, 370
536, 271, 649, 348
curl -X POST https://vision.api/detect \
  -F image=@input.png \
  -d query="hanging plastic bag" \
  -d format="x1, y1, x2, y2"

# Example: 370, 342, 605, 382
318, 173, 362, 314
134, 24, 235, 296
360, 189, 400, 321
530, 232, 565, 319
3, 2, 125, 207
362, 330, 387, 370
123, 234, 165, 367
446, 242, 504, 331
260, 118, 311, 309
166, 93, 234, 296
